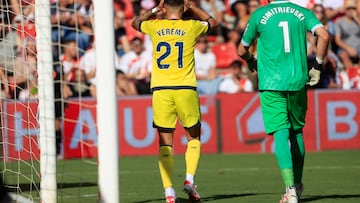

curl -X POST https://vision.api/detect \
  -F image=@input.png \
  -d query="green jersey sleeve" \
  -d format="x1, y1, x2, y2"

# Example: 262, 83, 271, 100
241, 14, 259, 47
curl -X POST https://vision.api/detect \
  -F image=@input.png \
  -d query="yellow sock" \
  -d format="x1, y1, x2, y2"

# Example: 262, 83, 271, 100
159, 145, 174, 188
185, 139, 201, 176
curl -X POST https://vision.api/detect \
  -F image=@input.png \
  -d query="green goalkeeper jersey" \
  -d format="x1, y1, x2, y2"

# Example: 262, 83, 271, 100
241, 0, 323, 91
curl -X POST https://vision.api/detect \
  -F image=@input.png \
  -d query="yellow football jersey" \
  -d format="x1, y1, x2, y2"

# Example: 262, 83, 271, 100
140, 19, 209, 90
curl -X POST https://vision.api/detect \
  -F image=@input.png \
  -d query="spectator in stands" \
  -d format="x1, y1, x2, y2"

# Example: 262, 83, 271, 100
114, 10, 131, 57
248, 0, 260, 14
350, 67, 360, 89
51, 0, 90, 55
67, 68, 91, 97
289, 0, 321, 9
323, 0, 345, 21
313, 3, 333, 33
199, 0, 226, 42
79, 36, 97, 97
227, 27, 241, 46
0, 67, 9, 99
211, 29, 241, 70
315, 54, 341, 89
307, 4, 335, 59
199, 0, 225, 25
195, 35, 223, 95
199, 0, 226, 39
6, 0, 35, 61
231, 0, 250, 37
114, 0, 134, 19
18, 74, 38, 101
0, 2, 15, 64
334, 0, 360, 69
76, 0, 94, 35
118, 37, 152, 94
116, 70, 137, 96
60, 40, 79, 81
79, 36, 120, 97
10, 0, 35, 23
315, 53, 351, 89
218, 60, 254, 93
9, 37, 37, 98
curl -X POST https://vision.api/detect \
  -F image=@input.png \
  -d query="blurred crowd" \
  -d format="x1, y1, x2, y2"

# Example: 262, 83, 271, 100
0, 0, 359, 101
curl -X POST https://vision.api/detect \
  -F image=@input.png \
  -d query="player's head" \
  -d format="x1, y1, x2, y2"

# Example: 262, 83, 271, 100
164, 0, 184, 7
163, 0, 185, 17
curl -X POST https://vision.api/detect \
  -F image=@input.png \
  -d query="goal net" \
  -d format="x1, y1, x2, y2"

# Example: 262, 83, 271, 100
0, 0, 113, 202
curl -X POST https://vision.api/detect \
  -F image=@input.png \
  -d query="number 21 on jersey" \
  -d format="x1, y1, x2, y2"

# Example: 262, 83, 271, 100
156, 41, 184, 69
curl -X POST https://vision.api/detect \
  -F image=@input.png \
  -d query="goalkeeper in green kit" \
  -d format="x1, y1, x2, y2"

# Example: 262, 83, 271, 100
238, 1, 329, 203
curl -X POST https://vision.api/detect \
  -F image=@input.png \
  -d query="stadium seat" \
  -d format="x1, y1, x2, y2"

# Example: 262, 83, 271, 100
211, 42, 240, 69
347, 66, 360, 81
125, 19, 143, 42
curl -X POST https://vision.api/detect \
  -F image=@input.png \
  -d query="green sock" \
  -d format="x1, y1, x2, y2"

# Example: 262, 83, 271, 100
281, 169, 294, 187
290, 129, 305, 184
274, 129, 294, 187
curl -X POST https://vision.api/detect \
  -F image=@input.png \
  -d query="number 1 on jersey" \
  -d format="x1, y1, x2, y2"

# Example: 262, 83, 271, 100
278, 21, 290, 53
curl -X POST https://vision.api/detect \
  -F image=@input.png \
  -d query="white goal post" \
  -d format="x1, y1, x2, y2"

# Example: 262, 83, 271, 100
0, 0, 119, 202
93, 0, 120, 202
35, 0, 57, 202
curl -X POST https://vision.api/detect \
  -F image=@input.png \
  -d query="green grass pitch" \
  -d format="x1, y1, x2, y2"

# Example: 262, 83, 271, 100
3, 150, 360, 202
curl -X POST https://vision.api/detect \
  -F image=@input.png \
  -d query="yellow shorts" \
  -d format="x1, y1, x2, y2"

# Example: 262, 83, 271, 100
152, 89, 201, 130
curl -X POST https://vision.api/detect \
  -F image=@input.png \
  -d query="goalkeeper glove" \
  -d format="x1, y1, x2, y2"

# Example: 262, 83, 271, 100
307, 58, 322, 86
245, 54, 257, 72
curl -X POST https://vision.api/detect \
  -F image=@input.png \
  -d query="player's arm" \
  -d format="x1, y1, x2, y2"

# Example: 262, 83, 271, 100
131, 0, 164, 31
307, 25, 330, 86
314, 26, 330, 63
237, 13, 258, 72
238, 43, 257, 72
184, 0, 218, 29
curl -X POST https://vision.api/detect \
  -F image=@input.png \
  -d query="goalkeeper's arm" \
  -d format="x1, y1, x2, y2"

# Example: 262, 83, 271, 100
307, 26, 330, 86
238, 43, 257, 72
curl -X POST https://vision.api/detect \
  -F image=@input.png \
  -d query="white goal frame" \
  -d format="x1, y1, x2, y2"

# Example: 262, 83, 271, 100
34, 0, 119, 202
35, 0, 56, 202
93, 0, 120, 202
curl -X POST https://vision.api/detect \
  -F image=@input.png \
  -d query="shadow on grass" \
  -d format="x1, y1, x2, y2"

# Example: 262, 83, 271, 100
301, 194, 360, 202
6, 182, 97, 192
201, 193, 258, 202
131, 193, 258, 203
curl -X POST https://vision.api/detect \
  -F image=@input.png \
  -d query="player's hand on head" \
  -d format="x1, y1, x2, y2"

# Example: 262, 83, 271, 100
184, 0, 195, 11
157, 0, 164, 10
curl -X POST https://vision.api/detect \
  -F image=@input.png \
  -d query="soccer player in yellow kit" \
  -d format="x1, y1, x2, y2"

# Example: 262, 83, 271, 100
132, 0, 217, 202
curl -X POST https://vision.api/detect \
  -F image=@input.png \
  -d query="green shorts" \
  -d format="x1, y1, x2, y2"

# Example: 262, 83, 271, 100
259, 87, 307, 135
152, 89, 201, 130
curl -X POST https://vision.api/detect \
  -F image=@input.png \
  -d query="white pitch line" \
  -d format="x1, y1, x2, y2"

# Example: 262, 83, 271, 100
119, 165, 360, 174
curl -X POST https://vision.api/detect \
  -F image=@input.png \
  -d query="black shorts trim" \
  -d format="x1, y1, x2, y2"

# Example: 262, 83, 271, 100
151, 86, 197, 92
153, 122, 175, 132
183, 120, 201, 130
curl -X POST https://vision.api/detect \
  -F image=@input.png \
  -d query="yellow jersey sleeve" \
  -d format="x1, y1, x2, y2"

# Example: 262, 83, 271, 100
140, 19, 209, 90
